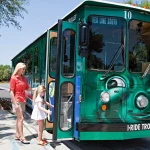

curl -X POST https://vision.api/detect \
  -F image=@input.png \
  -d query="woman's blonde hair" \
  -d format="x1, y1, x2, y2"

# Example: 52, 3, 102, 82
12, 62, 26, 76
32, 85, 46, 104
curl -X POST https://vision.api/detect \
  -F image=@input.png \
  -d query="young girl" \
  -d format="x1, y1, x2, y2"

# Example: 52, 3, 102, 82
31, 85, 54, 146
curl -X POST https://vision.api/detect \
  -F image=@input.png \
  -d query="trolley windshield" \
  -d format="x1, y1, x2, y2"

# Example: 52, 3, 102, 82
87, 15, 126, 72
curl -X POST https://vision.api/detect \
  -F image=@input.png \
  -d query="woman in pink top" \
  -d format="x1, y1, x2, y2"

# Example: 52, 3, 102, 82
10, 62, 34, 144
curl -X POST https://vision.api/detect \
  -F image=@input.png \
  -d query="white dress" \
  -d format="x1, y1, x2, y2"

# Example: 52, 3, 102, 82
31, 95, 47, 120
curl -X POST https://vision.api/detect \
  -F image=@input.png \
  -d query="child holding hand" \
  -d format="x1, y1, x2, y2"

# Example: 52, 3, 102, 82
31, 85, 54, 146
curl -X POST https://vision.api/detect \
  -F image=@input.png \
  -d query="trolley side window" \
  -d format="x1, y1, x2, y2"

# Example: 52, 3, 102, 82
26, 51, 32, 74
62, 30, 76, 77
50, 37, 57, 73
44, 45, 46, 73
129, 20, 150, 72
60, 82, 74, 131
34, 47, 39, 73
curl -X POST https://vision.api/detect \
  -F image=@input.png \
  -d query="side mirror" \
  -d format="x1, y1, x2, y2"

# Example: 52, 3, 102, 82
79, 23, 89, 57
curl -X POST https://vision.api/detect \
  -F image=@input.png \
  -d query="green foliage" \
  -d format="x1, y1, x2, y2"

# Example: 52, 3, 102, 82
89, 32, 105, 53
0, 0, 28, 29
133, 42, 147, 61
140, 0, 150, 8
124, 0, 133, 4
124, 0, 150, 8
0, 65, 11, 82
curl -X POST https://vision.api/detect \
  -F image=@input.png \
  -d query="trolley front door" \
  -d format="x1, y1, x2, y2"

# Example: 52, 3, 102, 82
45, 30, 57, 130
53, 20, 77, 140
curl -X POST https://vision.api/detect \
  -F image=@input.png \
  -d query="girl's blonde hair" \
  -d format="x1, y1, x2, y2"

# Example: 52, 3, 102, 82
32, 85, 46, 104
12, 62, 26, 76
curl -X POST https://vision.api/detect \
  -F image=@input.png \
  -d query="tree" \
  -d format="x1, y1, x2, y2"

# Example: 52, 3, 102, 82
3, 65, 11, 81
0, 65, 4, 81
124, 0, 150, 8
140, 0, 150, 8
0, 0, 28, 29
0, 65, 11, 82
124, 0, 133, 4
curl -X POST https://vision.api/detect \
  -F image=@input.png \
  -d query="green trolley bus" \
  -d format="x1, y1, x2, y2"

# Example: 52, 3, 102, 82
12, 0, 150, 141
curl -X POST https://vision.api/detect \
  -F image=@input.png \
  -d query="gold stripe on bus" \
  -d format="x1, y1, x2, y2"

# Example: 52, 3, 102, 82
48, 75, 55, 83
45, 119, 53, 128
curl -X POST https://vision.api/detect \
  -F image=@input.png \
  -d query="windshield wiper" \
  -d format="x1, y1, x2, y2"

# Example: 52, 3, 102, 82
101, 45, 124, 79
141, 63, 150, 78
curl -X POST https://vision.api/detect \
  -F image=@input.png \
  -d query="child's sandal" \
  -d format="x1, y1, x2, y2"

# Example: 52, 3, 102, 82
41, 138, 47, 143
37, 140, 47, 146
37, 138, 47, 143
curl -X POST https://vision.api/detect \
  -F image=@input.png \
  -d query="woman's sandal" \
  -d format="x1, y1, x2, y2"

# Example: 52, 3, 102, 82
14, 136, 21, 140
37, 140, 47, 146
20, 137, 30, 144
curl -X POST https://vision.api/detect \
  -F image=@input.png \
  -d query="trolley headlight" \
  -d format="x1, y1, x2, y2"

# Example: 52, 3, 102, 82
107, 77, 125, 89
100, 92, 110, 103
136, 95, 148, 108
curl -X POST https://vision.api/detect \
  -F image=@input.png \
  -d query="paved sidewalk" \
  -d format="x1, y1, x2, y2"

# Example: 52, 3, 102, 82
0, 110, 71, 150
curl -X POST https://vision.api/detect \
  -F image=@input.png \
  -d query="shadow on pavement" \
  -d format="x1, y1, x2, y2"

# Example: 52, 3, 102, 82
0, 126, 11, 131
50, 141, 61, 149
0, 133, 14, 139
25, 134, 38, 141
72, 138, 150, 150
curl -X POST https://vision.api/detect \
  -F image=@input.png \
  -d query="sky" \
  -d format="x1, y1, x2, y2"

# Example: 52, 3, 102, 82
0, 0, 126, 65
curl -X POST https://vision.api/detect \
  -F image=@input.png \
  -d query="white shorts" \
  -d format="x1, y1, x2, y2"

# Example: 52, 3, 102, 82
12, 102, 25, 113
